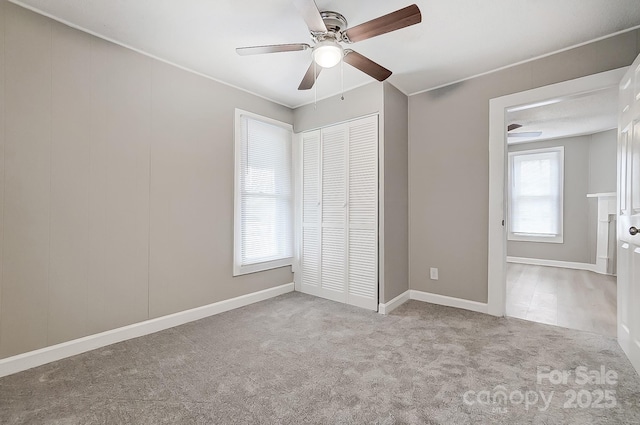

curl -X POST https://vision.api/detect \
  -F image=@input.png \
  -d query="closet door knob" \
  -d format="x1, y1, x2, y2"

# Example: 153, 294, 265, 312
630, 226, 639, 236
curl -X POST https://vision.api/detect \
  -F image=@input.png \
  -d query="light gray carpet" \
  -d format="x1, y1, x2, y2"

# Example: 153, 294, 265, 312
1, 292, 639, 424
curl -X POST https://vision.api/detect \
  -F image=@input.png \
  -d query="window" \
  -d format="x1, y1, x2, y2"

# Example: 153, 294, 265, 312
508, 146, 564, 243
234, 109, 293, 276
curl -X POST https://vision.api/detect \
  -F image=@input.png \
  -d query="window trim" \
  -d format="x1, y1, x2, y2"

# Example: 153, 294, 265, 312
507, 146, 564, 244
233, 109, 294, 276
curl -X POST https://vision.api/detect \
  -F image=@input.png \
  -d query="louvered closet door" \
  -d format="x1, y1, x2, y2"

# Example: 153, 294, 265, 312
297, 115, 378, 311
320, 123, 348, 303
347, 115, 378, 310
300, 130, 322, 297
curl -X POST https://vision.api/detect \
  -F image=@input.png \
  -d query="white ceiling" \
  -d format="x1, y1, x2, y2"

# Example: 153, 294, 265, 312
11, 0, 640, 108
507, 87, 618, 144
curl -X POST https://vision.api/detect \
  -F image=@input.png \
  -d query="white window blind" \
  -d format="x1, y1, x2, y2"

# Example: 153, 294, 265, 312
234, 110, 293, 276
508, 147, 564, 243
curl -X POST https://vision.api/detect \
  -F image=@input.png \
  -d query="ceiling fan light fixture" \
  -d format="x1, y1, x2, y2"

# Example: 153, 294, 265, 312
313, 40, 343, 68
236, 2, 423, 89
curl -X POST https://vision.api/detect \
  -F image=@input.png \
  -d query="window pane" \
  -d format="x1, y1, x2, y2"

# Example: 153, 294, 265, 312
518, 158, 551, 196
245, 167, 275, 194
509, 148, 562, 238
242, 196, 278, 263
236, 114, 293, 270
512, 196, 559, 235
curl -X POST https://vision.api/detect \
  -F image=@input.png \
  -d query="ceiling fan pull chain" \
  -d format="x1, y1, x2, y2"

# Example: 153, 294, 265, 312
341, 56, 345, 101
314, 60, 317, 109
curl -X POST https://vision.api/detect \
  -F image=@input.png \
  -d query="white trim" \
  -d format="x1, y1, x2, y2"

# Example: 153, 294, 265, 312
0, 283, 294, 378
409, 26, 640, 96
586, 192, 616, 198
488, 67, 627, 317
409, 290, 488, 314
507, 256, 599, 273
378, 290, 410, 314
507, 126, 618, 145
508, 233, 563, 243
379, 289, 488, 315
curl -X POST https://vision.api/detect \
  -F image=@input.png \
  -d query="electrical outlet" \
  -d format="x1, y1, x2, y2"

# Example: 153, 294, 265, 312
430, 267, 438, 280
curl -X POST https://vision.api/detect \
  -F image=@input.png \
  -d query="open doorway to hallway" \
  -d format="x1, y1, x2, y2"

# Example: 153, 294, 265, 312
504, 88, 618, 336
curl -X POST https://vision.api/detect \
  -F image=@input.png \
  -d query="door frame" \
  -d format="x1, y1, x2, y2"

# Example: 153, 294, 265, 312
487, 67, 628, 317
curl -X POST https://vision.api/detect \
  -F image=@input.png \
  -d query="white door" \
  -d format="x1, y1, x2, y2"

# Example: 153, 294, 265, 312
320, 123, 349, 303
298, 116, 378, 310
300, 130, 322, 296
346, 116, 378, 310
617, 53, 640, 374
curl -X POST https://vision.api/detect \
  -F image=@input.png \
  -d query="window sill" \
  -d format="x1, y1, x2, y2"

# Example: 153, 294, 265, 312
508, 233, 563, 244
233, 257, 293, 276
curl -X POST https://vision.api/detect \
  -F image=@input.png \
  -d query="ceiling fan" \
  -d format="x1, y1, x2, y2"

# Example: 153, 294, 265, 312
507, 123, 542, 138
236, 0, 422, 90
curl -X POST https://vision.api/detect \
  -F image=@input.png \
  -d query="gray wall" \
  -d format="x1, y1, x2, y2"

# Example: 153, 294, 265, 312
589, 129, 617, 193
0, 2, 293, 358
409, 30, 640, 303
588, 129, 618, 263
507, 136, 590, 263
382, 83, 409, 302
293, 82, 383, 132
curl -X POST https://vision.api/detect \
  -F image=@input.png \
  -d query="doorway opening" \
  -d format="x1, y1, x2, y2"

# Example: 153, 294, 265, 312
504, 89, 618, 336
487, 68, 627, 335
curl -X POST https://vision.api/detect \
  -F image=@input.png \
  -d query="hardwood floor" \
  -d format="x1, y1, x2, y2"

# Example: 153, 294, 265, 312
506, 263, 617, 337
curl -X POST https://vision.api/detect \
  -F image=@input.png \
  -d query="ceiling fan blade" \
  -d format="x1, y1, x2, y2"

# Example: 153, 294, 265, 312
236, 43, 310, 56
293, 0, 327, 33
298, 61, 322, 90
343, 50, 392, 82
507, 124, 523, 132
508, 132, 542, 138
343, 4, 421, 43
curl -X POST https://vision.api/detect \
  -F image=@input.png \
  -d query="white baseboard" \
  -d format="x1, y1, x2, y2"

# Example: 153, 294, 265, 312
409, 290, 488, 314
379, 289, 489, 315
378, 290, 410, 314
0, 282, 294, 378
507, 256, 600, 273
